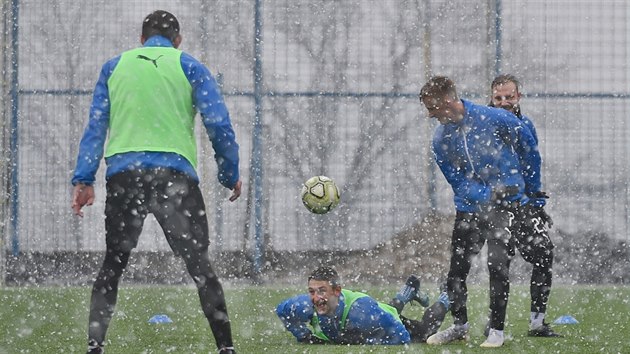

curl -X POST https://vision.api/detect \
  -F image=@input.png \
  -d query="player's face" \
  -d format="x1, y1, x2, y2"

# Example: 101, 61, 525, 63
491, 81, 521, 114
308, 279, 341, 316
422, 95, 457, 125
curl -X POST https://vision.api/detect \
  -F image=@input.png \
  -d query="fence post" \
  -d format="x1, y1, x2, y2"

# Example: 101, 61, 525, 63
251, 0, 264, 278
0, 0, 9, 286
9, 0, 20, 258
421, 0, 437, 211
494, 0, 502, 76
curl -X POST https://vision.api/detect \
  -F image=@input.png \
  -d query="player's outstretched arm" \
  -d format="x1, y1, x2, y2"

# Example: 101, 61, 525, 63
276, 295, 317, 342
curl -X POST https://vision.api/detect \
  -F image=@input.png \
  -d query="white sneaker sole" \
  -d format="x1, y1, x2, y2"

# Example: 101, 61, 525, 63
480, 340, 504, 348
426, 334, 469, 345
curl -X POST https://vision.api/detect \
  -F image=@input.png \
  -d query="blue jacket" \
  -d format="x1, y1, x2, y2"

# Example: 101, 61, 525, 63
519, 114, 538, 145
72, 35, 239, 189
518, 113, 546, 207
432, 100, 541, 213
276, 293, 410, 345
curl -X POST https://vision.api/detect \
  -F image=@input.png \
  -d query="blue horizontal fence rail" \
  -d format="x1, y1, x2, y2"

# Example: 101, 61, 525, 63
17, 89, 630, 99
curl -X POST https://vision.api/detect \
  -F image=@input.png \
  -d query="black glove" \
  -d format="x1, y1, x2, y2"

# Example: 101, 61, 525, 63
530, 191, 550, 199
491, 185, 519, 201
527, 191, 552, 228
298, 333, 326, 344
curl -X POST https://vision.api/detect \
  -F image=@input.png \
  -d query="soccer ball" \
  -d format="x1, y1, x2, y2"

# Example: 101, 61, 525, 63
300, 176, 340, 214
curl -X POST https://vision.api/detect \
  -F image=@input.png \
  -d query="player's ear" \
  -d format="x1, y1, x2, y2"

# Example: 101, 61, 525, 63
333, 285, 342, 296
172, 34, 182, 48
140, 35, 146, 45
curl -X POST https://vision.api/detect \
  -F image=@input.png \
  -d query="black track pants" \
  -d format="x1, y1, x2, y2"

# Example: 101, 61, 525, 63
401, 302, 449, 342
447, 207, 513, 330
88, 168, 233, 350
511, 204, 555, 314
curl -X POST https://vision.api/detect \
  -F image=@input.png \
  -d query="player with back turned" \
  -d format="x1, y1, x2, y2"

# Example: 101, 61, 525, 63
71, 10, 241, 354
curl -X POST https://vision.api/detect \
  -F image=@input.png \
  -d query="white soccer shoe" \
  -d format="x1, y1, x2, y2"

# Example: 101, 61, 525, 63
426, 324, 469, 345
480, 328, 505, 348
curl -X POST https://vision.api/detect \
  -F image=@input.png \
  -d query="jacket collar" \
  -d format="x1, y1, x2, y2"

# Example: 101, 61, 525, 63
143, 35, 174, 48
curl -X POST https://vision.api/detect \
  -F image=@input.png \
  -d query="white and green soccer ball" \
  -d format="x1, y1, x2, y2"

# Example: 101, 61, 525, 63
300, 176, 340, 214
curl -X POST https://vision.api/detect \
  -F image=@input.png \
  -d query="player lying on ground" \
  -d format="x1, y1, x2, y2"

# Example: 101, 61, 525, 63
276, 266, 449, 345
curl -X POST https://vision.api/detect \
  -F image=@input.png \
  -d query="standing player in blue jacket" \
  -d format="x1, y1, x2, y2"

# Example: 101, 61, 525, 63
71, 10, 240, 354
276, 267, 450, 345
419, 76, 541, 348
489, 74, 560, 337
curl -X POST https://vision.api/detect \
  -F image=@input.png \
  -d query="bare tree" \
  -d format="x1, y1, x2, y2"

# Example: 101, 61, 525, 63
264, 1, 429, 249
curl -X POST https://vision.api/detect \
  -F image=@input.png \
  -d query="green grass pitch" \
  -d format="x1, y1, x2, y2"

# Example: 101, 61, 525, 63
0, 284, 629, 353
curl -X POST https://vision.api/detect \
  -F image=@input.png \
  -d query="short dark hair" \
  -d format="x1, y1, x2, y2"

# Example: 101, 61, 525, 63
142, 10, 180, 42
419, 76, 458, 102
491, 74, 521, 92
308, 266, 340, 287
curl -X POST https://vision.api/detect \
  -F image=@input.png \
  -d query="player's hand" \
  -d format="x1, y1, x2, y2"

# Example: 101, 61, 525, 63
526, 192, 552, 228
530, 191, 550, 199
229, 180, 242, 202
71, 184, 95, 217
